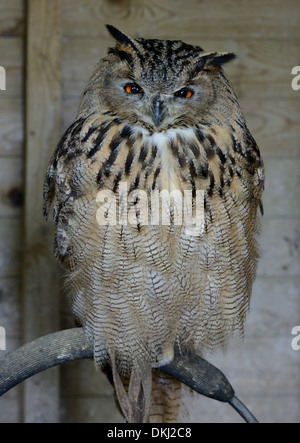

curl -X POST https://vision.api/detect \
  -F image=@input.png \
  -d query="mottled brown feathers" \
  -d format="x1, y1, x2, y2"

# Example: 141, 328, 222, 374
44, 26, 264, 423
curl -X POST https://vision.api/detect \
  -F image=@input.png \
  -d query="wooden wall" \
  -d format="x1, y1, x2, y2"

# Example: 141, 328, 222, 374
0, 0, 24, 423
0, 0, 299, 423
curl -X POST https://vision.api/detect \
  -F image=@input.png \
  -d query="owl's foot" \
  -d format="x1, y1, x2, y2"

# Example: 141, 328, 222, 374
153, 344, 174, 368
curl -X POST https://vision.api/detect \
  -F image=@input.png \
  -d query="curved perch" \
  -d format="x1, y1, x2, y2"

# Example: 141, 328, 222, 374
0, 328, 258, 423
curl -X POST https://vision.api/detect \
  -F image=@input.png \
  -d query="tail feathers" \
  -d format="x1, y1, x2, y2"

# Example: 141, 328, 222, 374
111, 360, 152, 423
111, 362, 185, 423
149, 371, 184, 423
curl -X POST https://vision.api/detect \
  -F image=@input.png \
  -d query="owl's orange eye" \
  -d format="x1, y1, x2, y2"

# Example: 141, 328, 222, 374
175, 88, 194, 99
124, 83, 143, 94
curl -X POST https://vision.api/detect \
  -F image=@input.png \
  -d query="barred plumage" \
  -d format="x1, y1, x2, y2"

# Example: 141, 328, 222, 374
44, 25, 264, 423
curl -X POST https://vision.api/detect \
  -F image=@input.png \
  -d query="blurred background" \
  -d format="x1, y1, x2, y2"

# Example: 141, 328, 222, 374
0, 0, 299, 423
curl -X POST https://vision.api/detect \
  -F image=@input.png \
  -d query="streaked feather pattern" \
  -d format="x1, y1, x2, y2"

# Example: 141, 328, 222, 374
44, 26, 264, 422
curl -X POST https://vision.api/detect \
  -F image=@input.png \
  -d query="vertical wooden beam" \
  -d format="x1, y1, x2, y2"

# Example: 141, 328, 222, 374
23, 0, 62, 423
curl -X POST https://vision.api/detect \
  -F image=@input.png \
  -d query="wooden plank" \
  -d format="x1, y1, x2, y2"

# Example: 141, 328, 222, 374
0, 277, 21, 337
0, 0, 24, 36
188, 337, 300, 423
0, 38, 23, 97
0, 390, 22, 423
61, 38, 299, 99
61, 359, 114, 397
262, 158, 300, 218
23, 0, 62, 423
0, 157, 23, 216
61, 396, 123, 423
0, 218, 22, 278
208, 337, 300, 397
62, 0, 300, 39
240, 98, 300, 158
61, 38, 102, 99
0, 98, 24, 156
258, 218, 300, 278
0, 0, 24, 425
198, 39, 300, 100
250, 276, 300, 339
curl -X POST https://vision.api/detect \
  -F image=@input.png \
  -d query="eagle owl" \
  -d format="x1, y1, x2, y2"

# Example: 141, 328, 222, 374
44, 25, 264, 422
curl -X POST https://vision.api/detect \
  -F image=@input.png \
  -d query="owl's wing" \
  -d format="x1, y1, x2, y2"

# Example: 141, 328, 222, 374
243, 128, 265, 215
43, 116, 89, 266
44, 118, 83, 217
256, 158, 265, 215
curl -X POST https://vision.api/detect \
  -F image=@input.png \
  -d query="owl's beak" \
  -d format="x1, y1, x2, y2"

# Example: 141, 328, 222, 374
152, 95, 165, 127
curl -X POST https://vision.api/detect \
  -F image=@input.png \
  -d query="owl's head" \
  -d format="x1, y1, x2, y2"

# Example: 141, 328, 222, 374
83, 25, 237, 132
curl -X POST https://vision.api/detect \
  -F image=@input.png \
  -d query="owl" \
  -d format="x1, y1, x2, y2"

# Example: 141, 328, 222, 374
44, 25, 264, 423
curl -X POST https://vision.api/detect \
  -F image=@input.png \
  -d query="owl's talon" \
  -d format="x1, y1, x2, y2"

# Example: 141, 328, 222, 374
153, 345, 175, 368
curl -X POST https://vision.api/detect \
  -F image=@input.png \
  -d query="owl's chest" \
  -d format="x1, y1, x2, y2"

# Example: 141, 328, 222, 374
156, 145, 178, 191
142, 128, 201, 193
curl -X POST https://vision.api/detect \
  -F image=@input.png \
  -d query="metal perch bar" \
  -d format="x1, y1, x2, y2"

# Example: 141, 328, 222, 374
0, 328, 259, 423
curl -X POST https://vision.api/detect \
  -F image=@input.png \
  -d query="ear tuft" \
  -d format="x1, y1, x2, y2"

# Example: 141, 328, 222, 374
208, 52, 236, 67
106, 25, 140, 54
106, 25, 132, 46
196, 52, 236, 71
